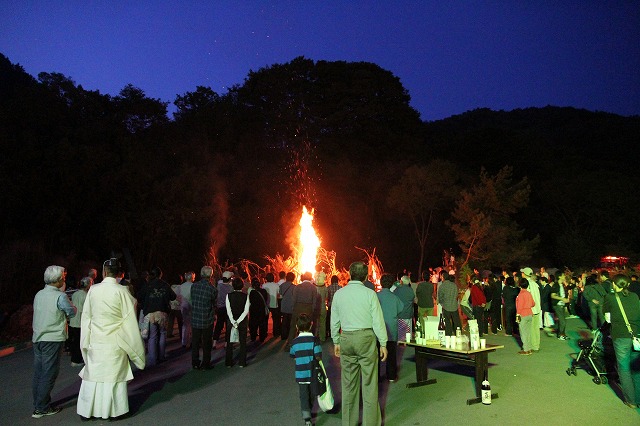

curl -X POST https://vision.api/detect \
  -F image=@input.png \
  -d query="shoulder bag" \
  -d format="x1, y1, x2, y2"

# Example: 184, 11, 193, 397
615, 293, 640, 351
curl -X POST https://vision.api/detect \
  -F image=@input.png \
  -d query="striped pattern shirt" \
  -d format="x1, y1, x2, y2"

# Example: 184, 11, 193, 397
289, 332, 322, 383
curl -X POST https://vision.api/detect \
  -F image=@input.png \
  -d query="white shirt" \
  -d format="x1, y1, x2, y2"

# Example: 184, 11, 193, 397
262, 281, 280, 308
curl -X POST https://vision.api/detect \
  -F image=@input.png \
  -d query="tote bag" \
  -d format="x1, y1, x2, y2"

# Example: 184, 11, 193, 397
314, 359, 334, 412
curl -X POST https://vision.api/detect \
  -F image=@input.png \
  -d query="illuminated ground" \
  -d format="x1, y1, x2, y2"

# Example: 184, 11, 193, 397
1, 317, 638, 425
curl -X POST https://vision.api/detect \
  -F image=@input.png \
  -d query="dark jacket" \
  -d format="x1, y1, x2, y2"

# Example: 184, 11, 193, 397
540, 283, 553, 311
140, 278, 176, 315
227, 291, 249, 322
249, 288, 268, 317
502, 285, 520, 307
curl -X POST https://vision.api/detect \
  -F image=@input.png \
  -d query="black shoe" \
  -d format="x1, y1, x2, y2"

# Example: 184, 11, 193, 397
192, 362, 202, 370
32, 407, 61, 418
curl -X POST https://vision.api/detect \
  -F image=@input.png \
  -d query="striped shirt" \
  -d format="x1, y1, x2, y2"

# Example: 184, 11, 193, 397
289, 332, 322, 383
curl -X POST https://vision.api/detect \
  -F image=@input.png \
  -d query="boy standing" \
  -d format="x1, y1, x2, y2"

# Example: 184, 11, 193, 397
290, 314, 322, 426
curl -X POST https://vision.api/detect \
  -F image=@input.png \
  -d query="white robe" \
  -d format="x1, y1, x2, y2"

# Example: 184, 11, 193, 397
77, 277, 145, 419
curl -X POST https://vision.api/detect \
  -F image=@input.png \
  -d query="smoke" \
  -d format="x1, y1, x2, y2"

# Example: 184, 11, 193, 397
207, 179, 229, 263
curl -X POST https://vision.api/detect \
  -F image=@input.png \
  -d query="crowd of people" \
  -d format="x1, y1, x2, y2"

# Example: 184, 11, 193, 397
30, 258, 640, 423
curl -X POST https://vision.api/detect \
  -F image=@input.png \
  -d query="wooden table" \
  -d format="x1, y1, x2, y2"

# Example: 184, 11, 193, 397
399, 341, 504, 405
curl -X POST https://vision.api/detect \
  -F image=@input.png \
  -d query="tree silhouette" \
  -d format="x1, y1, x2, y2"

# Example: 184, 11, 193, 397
450, 166, 539, 269
387, 159, 460, 275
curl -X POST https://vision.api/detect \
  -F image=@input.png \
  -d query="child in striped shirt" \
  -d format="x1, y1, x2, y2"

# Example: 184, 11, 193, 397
290, 313, 322, 426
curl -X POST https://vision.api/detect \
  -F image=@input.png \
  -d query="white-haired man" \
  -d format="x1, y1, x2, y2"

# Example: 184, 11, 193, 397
31, 265, 77, 418
191, 266, 217, 370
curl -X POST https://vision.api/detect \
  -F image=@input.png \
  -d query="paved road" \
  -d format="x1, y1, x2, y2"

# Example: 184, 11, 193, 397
1, 318, 638, 425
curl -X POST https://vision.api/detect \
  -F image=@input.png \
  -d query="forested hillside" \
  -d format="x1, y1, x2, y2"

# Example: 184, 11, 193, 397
1, 53, 638, 304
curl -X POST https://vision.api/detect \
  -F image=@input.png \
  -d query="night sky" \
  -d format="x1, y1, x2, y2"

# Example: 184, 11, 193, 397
1, 1, 639, 121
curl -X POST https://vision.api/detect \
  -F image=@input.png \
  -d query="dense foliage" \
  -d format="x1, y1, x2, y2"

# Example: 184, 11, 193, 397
1, 53, 639, 304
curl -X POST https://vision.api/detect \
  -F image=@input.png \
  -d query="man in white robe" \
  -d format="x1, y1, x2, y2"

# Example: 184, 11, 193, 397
77, 258, 145, 420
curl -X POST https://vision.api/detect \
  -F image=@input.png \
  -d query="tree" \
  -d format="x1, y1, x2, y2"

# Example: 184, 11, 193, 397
173, 86, 220, 120
450, 166, 539, 269
387, 160, 460, 276
114, 84, 168, 133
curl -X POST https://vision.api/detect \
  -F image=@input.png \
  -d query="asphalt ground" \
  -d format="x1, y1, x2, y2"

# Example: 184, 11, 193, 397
1, 316, 639, 425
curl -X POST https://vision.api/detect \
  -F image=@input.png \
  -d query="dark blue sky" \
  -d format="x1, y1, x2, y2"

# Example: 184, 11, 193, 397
2, 1, 639, 121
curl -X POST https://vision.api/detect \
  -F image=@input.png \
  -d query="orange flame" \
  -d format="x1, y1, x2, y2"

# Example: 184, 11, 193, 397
371, 263, 379, 284
296, 205, 321, 275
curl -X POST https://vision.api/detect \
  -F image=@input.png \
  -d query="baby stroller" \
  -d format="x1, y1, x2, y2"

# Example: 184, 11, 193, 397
566, 323, 609, 385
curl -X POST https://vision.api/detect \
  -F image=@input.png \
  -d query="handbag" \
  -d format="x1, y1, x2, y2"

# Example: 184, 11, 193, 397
615, 293, 640, 351
310, 357, 326, 398
312, 359, 334, 412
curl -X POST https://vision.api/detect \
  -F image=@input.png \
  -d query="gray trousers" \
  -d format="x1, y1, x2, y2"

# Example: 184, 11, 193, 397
339, 329, 381, 426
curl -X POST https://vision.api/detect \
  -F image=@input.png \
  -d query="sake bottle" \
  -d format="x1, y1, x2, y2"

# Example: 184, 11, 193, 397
481, 375, 491, 405
438, 314, 446, 345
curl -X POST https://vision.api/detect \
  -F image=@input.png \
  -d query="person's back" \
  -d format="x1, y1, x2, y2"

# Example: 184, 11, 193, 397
84, 280, 133, 344
289, 274, 318, 345
415, 280, 434, 309
289, 314, 322, 426
181, 280, 193, 308
438, 278, 458, 312
191, 278, 216, 327
280, 273, 297, 341
226, 278, 250, 367
437, 273, 461, 336
293, 279, 317, 305
331, 283, 383, 333
330, 261, 387, 426
377, 274, 404, 382
280, 280, 295, 314
540, 281, 552, 312
217, 280, 232, 308
262, 280, 280, 308
142, 277, 176, 315
78, 259, 145, 420
32, 265, 76, 419
502, 284, 520, 306
249, 281, 268, 341
395, 281, 415, 319
189, 268, 217, 370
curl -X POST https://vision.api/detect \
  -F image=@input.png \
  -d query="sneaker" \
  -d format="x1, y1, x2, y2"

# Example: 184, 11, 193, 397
505, 334, 512, 336
32, 407, 61, 418
517, 350, 532, 355
304, 420, 312, 426
558, 335, 569, 340
70, 362, 84, 367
